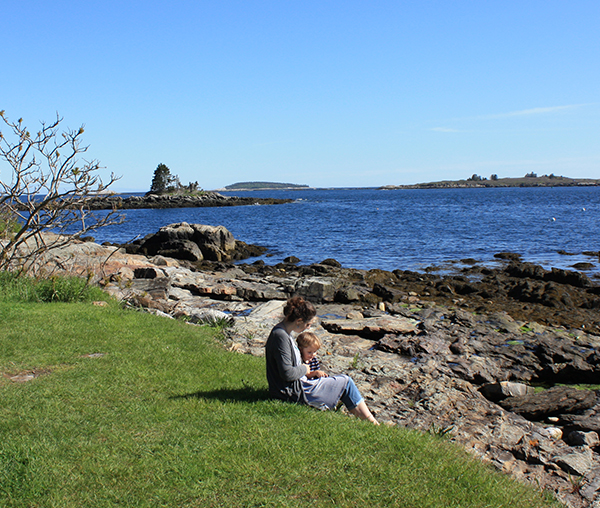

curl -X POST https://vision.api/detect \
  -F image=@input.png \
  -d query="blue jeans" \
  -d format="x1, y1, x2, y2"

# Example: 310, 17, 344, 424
340, 378, 364, 411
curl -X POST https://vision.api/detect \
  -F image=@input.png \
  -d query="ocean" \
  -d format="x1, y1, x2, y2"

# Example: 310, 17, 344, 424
90, 186, 600, 276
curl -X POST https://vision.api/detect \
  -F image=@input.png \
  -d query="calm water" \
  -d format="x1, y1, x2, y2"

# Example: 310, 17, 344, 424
90, 187, 600, 274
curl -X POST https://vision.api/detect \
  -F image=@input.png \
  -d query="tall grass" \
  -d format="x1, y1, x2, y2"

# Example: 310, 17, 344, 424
0, 271, 106, 303
0, 299, 560, 507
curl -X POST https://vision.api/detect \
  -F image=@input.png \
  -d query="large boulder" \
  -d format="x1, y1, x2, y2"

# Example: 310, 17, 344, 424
128, 223, 248, 262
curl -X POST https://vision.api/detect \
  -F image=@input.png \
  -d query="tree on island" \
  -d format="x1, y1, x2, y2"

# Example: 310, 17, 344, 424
467, 174, 487, 182
149, 163, 176, 194
148, 163, 202, 195
0, 111, 123, 275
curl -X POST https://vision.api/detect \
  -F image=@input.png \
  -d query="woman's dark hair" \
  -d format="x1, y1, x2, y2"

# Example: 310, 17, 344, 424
283, 296, 316, 323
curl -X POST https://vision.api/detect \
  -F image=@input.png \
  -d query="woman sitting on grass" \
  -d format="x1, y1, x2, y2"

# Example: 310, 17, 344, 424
265, 296, 379, 425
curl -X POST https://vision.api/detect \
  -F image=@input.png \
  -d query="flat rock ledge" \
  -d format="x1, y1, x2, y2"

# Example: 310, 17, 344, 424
31, 236, 600, 508
82, 192, 292, 210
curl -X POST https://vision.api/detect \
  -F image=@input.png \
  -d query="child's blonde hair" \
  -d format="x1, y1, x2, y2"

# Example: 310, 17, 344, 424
296, 331, 321, 349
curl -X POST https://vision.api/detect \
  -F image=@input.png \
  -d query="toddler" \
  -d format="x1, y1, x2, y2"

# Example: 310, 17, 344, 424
296, 331, 328, 379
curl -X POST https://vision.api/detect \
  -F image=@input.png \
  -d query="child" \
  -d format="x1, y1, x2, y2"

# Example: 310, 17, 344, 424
296, 329, 378, 424
296, 331, 328, 379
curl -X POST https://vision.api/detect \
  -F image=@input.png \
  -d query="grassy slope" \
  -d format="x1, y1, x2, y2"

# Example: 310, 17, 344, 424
0, 301, 560, 508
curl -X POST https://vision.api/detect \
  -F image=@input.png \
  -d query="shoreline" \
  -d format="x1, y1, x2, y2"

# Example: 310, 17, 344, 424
380, 175, 600, 190
81, 192, 292, 210
19, 229, 600, 507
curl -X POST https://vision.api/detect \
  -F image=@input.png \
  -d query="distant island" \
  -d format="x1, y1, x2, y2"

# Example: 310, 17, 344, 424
224, 181, 310, 191
380, 174, 600, 190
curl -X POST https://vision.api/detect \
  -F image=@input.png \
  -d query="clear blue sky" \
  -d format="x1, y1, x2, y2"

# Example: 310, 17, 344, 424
2, 1, 599, 191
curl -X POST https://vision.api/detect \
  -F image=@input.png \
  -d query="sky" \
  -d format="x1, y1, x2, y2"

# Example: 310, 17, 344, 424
1, 1, 599, 191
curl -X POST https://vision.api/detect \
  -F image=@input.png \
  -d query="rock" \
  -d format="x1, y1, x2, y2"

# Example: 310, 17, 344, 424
295, 277, 338, 302
372, 283, 406, 303
129, 278, 171, 300
553, 448, 596, 476
346, 311, 364, 320
505, 262, 548, 280
484, 312, 522, 334
479, 382, 535, 402
84, 192, 292, 210
572, 262, 594, 270
494, 252, 522, 261
546, 267, 591, 288
376, 332, 452, 358
113, 266, 135, 281
499, 386, 597, 421
134, 267, 161, 279
541, 427, 563, 440
445, 355, 502, 384
567, 430, 600, 447
168, 286, 194, 301
335, 286, 367, 303
560, 414, 600, 434
321, 316, 419, 340
130, 223, 258, 262
157, 239, 204, 261
534, 335, 599, 384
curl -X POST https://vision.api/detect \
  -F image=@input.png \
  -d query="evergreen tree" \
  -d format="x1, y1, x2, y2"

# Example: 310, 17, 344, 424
149, 163, 173, 194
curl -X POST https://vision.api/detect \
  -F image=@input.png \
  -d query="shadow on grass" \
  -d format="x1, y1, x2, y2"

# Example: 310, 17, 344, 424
170, 387, 271, 404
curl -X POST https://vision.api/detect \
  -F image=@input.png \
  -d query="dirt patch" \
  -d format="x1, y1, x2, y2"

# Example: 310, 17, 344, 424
3, 368, 52, 383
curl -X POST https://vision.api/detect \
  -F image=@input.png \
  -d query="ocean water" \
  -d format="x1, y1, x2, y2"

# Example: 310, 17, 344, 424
90, 187, 600, 275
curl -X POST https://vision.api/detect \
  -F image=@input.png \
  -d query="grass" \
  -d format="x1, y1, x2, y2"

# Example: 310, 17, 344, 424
0, 271, 106, 303
0, 298, 561, 507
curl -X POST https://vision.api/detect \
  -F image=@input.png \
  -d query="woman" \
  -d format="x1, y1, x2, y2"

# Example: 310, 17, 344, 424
265, 296, 379, 424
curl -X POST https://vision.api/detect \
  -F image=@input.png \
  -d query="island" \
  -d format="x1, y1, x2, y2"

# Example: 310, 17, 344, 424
80, 192, 292, 210
381, 174, 600, 190
224, 181, 310, 191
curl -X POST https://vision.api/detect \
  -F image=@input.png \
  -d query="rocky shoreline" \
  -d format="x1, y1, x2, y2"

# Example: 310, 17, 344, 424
81, 191, 292, 210
28, 224, 600, 507
381, 175, 600, 190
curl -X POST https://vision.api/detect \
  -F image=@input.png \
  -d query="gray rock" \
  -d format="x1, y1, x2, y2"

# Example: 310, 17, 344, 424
553, 448, 596, 475
135, 223, 238, 261
479, 382, 535, 402
321, 316, 418, 340
295, 277, 338, 302
567, 430, 600, 447
499, 386, 597, 421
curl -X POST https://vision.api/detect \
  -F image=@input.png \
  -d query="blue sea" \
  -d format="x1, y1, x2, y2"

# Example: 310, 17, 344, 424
90, 187, 600, 276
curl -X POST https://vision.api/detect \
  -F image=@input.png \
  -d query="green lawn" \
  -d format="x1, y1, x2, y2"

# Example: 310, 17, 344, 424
0, 300, 560, 507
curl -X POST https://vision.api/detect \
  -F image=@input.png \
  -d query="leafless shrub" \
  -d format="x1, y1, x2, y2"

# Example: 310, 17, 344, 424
0, 111, 124, 275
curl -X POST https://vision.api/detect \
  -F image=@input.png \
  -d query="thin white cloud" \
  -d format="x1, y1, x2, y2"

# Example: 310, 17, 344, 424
479, 103, 597, 120
439, 103, 599, 125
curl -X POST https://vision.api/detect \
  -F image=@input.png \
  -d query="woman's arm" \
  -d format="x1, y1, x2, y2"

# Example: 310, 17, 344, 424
305, 369, 328, 379
268, 328, 309, 382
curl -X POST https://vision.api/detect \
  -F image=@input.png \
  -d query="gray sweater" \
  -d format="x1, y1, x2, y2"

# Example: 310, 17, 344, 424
265, 324, 348, 410
265, 324, 308, 404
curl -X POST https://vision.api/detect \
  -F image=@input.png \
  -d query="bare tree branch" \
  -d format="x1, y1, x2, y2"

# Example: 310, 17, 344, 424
0, 111, 124, 275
